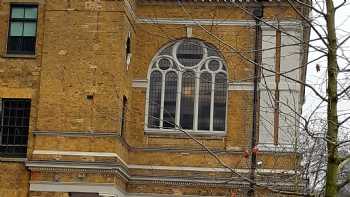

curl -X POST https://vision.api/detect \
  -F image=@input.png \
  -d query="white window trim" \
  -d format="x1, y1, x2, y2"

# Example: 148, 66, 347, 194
144, 39, 229, 134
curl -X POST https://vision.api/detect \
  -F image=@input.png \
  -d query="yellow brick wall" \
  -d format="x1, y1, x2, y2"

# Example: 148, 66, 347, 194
0, 0, 305, 196
0, 163, 29, 197
0, 1, 44, 196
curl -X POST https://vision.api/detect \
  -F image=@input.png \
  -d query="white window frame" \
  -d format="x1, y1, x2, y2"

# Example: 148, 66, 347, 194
144, 39, 228, 134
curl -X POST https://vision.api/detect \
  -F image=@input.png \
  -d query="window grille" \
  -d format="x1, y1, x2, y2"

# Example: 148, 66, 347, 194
0, 99, 31, 157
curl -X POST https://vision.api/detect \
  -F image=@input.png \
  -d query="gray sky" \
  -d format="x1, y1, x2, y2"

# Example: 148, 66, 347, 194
303, 0, 350, 139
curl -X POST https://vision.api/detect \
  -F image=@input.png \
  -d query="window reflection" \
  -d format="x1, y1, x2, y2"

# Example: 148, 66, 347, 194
148, 71, 162, 128
180, 71, 195, 129
176, 40, 203, 67
163, 72, 177, 128
198, 72, 212, 130
214, 73, 227, 131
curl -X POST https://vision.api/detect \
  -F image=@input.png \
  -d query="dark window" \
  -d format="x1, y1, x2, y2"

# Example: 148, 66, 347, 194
163, 72, 177, 128
126, 36, 131, 55
198, 72, 212, 130
180, 71, 195, 129
120, 96, 127, 136
126, 34, 132, 66
0, 99, 31, 157
69, 193, 99, 197
148, 71, 162, 128
7, 5, 38, 55
213, 73, 227, 131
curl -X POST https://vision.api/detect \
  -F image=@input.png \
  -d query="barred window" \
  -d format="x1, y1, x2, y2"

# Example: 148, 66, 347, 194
0, 98, 31, 157
146, 39, 227, 132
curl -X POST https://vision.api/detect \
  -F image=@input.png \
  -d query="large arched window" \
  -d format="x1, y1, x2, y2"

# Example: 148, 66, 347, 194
146, 39, 227, 132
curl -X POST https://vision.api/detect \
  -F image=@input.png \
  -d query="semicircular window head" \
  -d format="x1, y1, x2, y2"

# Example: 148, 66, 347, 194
176, 40, 204, 67
146, 38, 228, 132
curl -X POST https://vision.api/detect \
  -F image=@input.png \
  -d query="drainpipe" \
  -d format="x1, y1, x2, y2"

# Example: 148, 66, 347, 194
248, 1, 264, 196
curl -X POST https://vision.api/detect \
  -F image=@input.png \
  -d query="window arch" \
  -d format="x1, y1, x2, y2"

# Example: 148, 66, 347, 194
146, 39, 227, 132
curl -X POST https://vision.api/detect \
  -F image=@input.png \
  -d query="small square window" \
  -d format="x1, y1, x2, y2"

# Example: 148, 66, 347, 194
7, 5, 38, 55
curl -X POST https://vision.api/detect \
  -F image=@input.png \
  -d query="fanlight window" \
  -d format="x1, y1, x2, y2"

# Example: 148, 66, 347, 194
147, 39, 227, 132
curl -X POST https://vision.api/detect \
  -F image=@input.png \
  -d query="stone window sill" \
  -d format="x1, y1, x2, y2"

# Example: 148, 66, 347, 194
144, 129, 226, 139
2, 53, 37, 59
0, 157, 27, 162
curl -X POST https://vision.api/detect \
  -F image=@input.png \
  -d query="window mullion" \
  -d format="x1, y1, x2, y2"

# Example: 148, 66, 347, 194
210, 73, 215, 131
175, 71, 182, 128
193, 71, 200, 131
159, 72, 165, 129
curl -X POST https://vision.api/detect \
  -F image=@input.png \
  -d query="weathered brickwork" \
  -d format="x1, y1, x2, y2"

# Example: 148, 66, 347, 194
0, 0, 308, 196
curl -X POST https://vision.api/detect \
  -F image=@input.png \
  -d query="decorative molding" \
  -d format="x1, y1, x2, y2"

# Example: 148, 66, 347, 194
228, 82, 254, 91
132, 80, 148, 88
30, 182, 125, 197
138, 18, 302, 29
0, 157, 27, 162
29, 182, 228, 197
257, 143, 296, 152
129, 164, 296, 174
32, 150, 128, 166
259, 82, 301, 92
30, 180, 302, 197
27, 159, 296, 175
27, 160, 301, 194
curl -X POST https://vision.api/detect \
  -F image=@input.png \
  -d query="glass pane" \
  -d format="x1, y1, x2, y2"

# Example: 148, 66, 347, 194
159, 58, 171, 70
213, 73, 227, 131
11, 7, 25, 18
25, 7, 38, 19
163, 72, 178, 129
152, 62, 157, 69
208, 60, 220, 71
198, 73, 212, 130
148, 71, 162, 128
222, 63, 227, 71
180, 71, 195, 129
206, 43, 220, 57
22, 37, 36, 54
23, 22, 36, 36
176, 40, 203, 67
10, 22, 23, 36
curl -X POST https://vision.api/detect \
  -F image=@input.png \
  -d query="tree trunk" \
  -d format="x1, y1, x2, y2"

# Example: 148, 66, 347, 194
325, 0, 339, 196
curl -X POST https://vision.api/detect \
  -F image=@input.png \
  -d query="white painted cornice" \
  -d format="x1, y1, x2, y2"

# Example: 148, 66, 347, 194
27, 151, 297, 175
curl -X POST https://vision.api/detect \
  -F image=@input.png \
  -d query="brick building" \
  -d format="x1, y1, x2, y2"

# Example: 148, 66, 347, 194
0, 0, 309, 196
